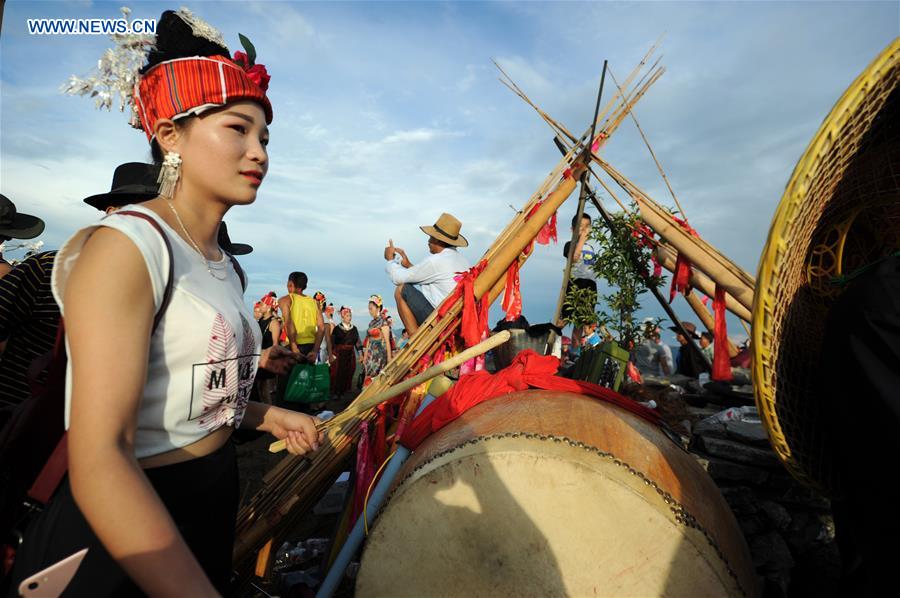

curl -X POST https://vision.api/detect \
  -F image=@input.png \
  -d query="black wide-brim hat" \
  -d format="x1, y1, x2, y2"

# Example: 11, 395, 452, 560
0, 194, 45, 240
83, 162, 161, 211
219, 221, 252, 256
668, 322, 700, 340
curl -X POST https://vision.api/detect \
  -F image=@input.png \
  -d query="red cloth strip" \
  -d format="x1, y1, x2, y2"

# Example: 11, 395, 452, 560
399, 350, 661, 450
712, 284, 733, 381
501, 258, 523, 321
668, 217, 700, 303
437, 260, 489, 348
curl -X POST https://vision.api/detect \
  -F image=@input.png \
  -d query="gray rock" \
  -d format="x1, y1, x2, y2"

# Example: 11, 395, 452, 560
725, 420, 770, 446
738, 514, 766, 537
705, 456, 770, 485
720, 486, 759, 515
693, 418, 728, 439
697, 436, 782, 468
778, 486, 831, 511
750, 531, 795, 571
686, 406, 722, 419
758, 500, 792, 531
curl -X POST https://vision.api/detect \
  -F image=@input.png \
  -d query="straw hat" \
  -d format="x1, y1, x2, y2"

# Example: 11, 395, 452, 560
752, 39, 900, 496
420, 213, 468, 248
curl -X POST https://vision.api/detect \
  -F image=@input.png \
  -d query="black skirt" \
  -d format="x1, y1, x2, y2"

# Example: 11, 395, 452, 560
9, 440, 238, 597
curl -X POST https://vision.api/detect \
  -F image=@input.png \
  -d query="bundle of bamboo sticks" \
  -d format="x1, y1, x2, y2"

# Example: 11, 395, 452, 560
501, 49, 757, 333
232, 49, 665, 582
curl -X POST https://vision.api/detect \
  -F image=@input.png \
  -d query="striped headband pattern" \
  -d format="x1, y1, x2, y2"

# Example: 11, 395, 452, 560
134, 55, 272, 142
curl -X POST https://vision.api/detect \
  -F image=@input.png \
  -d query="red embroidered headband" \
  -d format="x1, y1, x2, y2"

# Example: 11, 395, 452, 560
259, 291, 277, 308
134, 54, 272, 142
62, 8, 272, 143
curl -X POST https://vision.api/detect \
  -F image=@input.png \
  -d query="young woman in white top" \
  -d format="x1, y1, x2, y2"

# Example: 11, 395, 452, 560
11, 9, 321, 597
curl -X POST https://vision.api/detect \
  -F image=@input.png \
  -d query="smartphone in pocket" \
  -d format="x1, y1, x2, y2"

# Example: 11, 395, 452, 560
18, 548, 87, 597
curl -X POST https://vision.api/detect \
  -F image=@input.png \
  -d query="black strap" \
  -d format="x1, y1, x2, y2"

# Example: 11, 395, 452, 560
225, 251, 247, 291
114, 210, 175, 333
432, 222, 459, 241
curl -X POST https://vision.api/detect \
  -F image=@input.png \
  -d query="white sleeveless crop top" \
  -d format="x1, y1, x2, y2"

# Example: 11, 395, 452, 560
52, 204, 262, 459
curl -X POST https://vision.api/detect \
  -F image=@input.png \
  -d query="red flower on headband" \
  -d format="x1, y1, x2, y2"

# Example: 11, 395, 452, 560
233, 51, 251, 69
233, 33, 271, 93
245, 64, 270, 92
232, 51, 270, 92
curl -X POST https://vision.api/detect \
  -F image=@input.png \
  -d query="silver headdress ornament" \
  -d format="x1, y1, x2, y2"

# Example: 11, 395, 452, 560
61, 6, 154, 127
173, 7, 227, 48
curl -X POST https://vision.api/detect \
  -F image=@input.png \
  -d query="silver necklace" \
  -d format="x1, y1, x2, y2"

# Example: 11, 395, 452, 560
165, 200, 228, 280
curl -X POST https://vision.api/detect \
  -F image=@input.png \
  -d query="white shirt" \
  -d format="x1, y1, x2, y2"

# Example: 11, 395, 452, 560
53, 204, 261, 459
385, 248, 470, 308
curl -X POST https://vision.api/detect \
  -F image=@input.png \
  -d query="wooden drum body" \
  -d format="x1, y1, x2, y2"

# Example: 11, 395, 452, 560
357, 390, 757, 597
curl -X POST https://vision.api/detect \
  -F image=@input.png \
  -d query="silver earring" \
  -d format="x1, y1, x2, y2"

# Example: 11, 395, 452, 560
158, 152, 182, 199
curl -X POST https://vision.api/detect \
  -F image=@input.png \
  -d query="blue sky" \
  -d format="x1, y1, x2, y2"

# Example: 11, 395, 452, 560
2, 1, 897, 343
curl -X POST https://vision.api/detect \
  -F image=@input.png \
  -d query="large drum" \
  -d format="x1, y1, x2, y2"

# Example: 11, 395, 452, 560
357, 390, 758, 597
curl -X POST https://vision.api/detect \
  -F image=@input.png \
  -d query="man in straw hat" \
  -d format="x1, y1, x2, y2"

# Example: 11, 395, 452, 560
385, 212, 470, 335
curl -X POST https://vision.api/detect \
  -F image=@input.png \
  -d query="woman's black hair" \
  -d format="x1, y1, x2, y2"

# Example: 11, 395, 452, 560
141, 11, 230, 75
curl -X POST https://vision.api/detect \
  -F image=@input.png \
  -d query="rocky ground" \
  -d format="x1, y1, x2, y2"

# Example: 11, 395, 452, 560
629, 378, 841, 598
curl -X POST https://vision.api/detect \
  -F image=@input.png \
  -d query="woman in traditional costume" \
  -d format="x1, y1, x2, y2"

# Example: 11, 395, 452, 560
362, 294, 391, 386
10, 9, 321, 596
256, 292, 282, 404
313, 292, 334, 364
330, 306, 360, 397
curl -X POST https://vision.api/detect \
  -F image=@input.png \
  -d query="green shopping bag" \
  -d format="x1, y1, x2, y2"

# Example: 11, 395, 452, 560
284, 362, 330, 403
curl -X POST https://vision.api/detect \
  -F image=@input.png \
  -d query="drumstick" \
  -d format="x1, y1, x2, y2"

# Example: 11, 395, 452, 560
268, 330, 511, 453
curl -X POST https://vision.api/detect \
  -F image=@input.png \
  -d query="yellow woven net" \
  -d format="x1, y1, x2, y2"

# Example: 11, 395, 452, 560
753, 38, 900, 496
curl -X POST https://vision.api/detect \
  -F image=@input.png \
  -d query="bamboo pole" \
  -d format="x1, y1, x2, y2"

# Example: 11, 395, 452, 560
552, 61, 607, 331
655, 243, 753, 322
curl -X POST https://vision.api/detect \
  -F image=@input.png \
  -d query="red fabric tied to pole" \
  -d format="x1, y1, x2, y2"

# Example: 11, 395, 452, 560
501, 259, 523, 321
399, 350, 661, 450
632, 222, 661, 278
438, 260, 489, 348
373, 403, 389, 467
351, 421, 374, 524
536, 209, 557, 245
650, 253, 663, 278
668, 217, 700, 303
669, 253, 693, 302
712, 284, 733, 382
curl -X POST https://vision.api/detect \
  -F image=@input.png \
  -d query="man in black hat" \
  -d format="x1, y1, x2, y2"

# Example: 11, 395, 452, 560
84, 163, 252, 255
668, 321, 710, 378
218, 221, 253, 256
82, 162, 161, 214
0, 194, 45, 279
